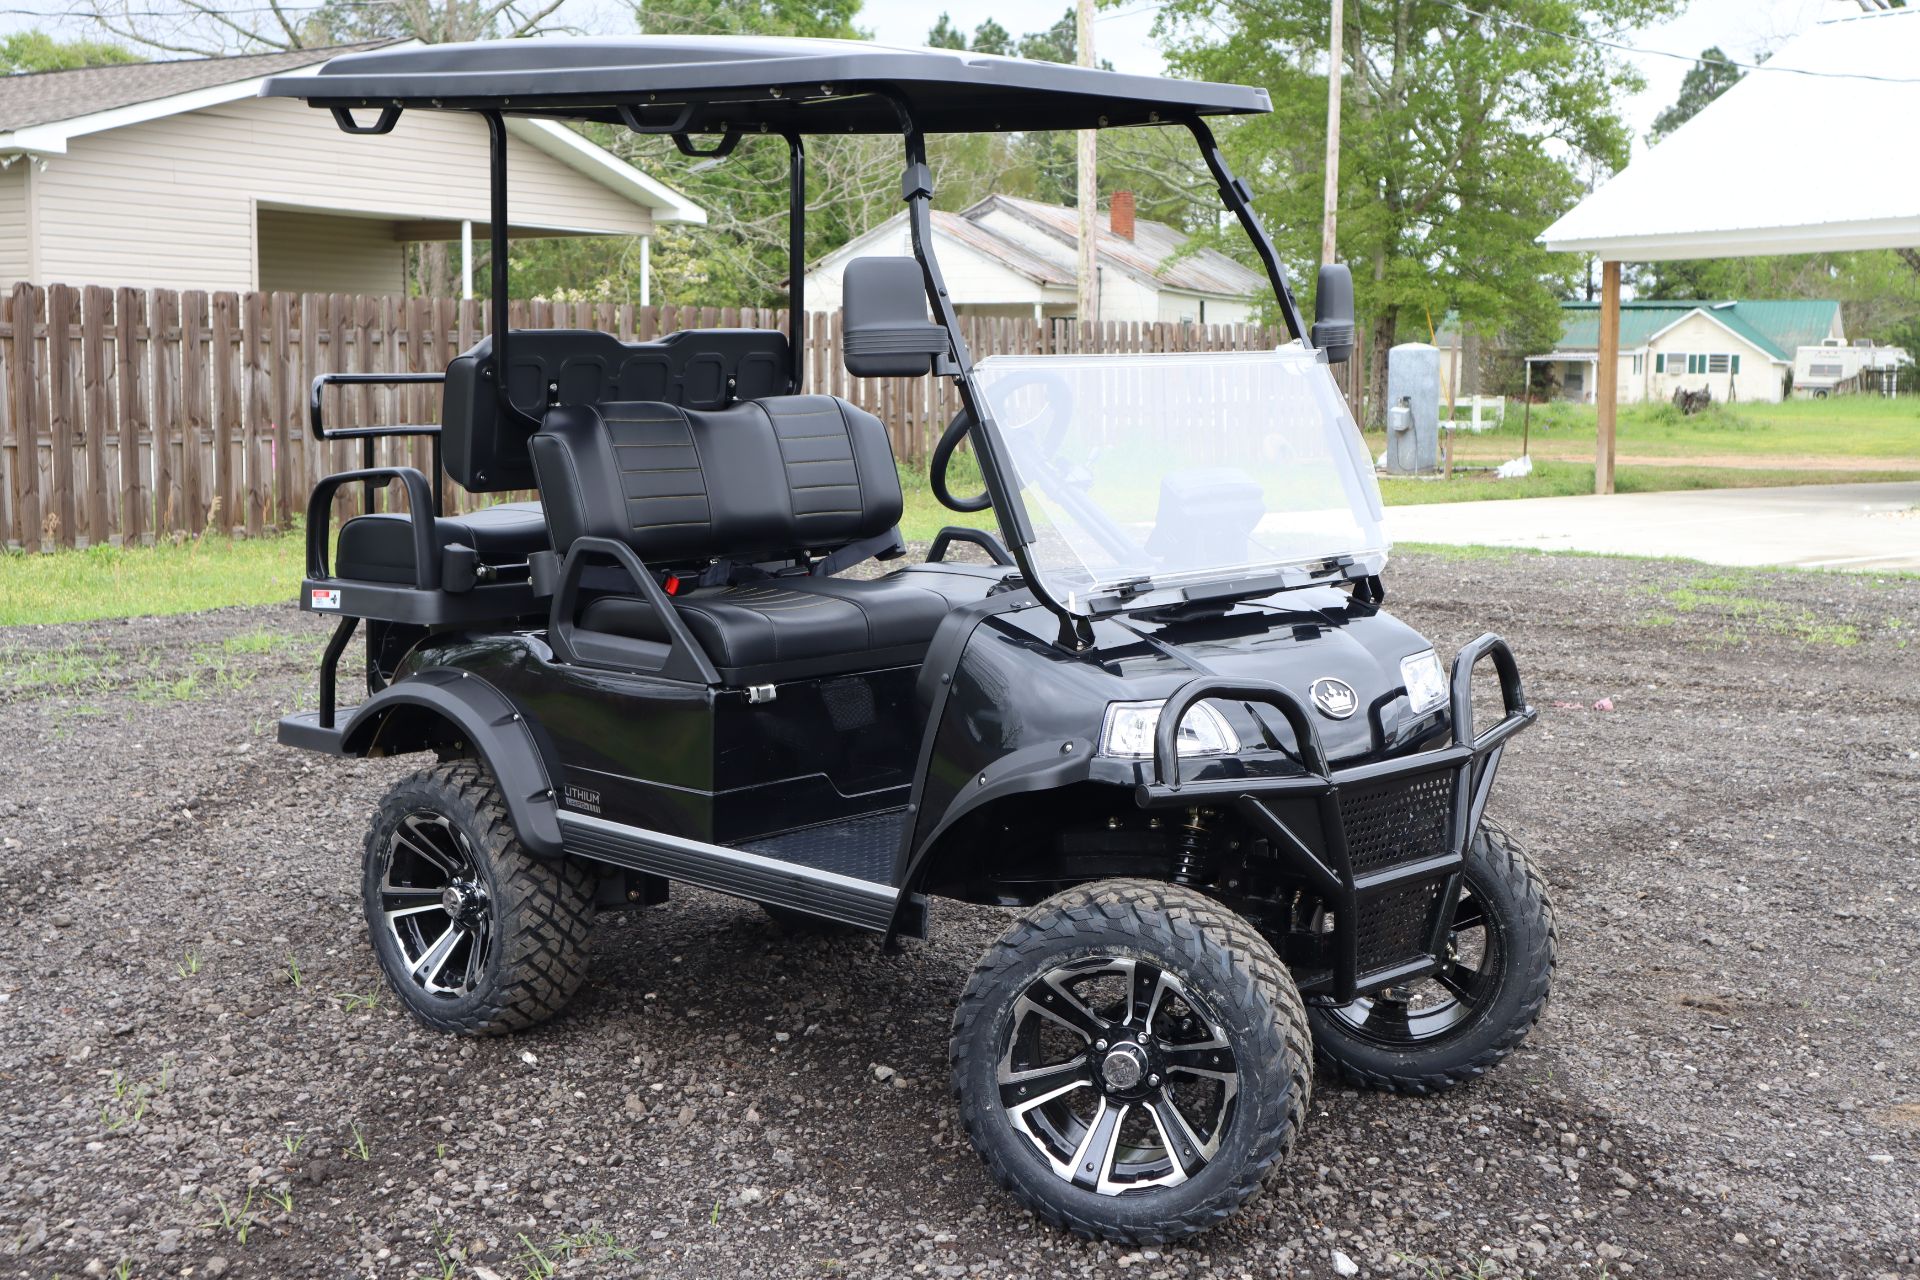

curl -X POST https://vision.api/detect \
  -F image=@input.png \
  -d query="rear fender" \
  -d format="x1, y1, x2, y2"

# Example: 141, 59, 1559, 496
339, 667, 564, 858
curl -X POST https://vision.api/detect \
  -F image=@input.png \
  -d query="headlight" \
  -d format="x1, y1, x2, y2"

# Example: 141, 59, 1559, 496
1100, 699, 1241, 759
1400, 649, 1447, 717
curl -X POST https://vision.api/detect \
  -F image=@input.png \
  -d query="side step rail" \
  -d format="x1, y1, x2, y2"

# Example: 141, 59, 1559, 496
557, 811, 913, 933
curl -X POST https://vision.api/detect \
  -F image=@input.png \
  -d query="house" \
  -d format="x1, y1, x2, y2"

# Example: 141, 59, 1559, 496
0, 43, 703, 296
803, 192, 1264, 327
1526, 300, 1844, 404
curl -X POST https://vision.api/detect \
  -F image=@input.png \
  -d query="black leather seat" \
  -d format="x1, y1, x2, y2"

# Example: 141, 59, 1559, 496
335, 500, 548, 585
531, 395, 1005, 682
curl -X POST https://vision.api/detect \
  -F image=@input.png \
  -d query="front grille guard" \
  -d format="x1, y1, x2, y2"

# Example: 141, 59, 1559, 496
1134, 633, 1536, 1002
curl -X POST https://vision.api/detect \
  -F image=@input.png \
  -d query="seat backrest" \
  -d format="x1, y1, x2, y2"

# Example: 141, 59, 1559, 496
530, 394, 902, 566
442, 328, 791, 492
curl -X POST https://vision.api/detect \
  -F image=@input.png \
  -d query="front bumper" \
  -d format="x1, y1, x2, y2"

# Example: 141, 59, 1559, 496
1134, 633, 1535, 1003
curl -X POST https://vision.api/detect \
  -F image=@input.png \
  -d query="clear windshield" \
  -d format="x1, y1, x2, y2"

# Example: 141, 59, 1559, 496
973, 348, 1389, 614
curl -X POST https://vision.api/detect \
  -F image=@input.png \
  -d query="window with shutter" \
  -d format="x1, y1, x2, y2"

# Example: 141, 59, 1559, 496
1708, 354, 1731, 374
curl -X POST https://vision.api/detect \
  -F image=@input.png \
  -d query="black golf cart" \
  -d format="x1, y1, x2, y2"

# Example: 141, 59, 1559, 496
268, 36, 1553, 1243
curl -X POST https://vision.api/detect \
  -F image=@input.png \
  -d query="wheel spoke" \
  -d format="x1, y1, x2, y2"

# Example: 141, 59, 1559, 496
1020, 974, 1108, 1042
1147, 1096, 1210, 1181
999, 1058, 1092, 1114
1161, 1037, 1234, 1082
384, 902, 446, 924
1127, 959, 1169, 1032
1433, 961, 1482, 1003
410, 923, 465, 990
1450, 894, 1486, 932
1069, 1099, 1127, 1190
398, 816, 461, 877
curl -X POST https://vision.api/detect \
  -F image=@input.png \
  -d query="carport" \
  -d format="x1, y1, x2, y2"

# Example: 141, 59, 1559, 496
1539, 7, 1920, 494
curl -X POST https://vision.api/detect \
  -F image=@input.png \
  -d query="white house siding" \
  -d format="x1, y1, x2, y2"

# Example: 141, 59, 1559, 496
0, 160, 28, 280
1154, 289, 1253, 326
808, 225, 1049, 315
1644, 312, 1787, 404
21, 96, 655, 292
256, 207, 404, 296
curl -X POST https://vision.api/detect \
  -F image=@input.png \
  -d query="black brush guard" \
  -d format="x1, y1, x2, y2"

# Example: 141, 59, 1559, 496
1134, 634, 1535, 1004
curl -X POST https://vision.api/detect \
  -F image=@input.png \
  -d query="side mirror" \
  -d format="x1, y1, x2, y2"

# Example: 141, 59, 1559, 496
842, 256, 948, 378
1311, 262, 1356, 365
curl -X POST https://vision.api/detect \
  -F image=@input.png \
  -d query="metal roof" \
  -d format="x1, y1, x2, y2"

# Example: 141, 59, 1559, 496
258, 35, 1271, 134
978, 195, 1266, 299
0, 42, 389, 134
1541, 10, 1920, 260
1552, 300, 1840, 361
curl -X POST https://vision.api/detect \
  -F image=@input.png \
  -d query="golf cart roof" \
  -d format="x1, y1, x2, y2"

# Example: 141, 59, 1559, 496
258, 36, 1271, 134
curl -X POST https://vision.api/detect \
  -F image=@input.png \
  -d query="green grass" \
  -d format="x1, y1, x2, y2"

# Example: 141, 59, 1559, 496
1424, 394, 1920, 467
1376, 457, 1920, 506
0, 533, 303, 626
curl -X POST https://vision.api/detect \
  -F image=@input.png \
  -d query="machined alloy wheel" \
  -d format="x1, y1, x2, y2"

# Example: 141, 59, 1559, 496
362, 761, 596, 1036
952, 879, 1312, 1243
377, 811, 494, 999
1307, 817, 1556, 1094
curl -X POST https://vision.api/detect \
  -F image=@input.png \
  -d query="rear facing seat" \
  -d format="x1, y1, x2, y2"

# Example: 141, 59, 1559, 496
532, 395, 1005, 683
336, 500, 548, 585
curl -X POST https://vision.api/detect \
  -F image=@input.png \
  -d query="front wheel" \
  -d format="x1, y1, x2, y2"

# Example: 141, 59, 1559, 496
362, 761, 596, 1036
1307, 818, 1555, 1093
950, 880, 1312, 1243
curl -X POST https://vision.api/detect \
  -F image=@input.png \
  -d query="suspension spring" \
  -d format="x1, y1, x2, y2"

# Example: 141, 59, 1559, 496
1172, 807, 1213, 885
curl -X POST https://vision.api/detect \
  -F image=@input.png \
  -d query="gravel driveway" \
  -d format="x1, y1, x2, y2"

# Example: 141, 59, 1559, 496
1, 551, 1915, 1280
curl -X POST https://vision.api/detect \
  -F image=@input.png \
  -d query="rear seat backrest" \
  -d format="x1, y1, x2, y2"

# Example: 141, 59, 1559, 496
530, 395, 902, 567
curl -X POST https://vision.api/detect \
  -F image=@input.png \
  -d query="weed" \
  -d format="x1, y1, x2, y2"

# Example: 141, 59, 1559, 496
348, 1122, 371, 1161
265, 1187, 294, 1214
286, 953, 303, 989
335, 989, 379, 1015
204, 1187, 260, 1245
100, 1072, 151, 1132
282, 1133, 308, 1158
516, 1230, 636, 1279
176, 949, 202, 978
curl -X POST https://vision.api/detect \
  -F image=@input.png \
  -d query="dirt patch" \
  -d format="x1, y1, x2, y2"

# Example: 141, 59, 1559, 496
1, 552, 1916, 1279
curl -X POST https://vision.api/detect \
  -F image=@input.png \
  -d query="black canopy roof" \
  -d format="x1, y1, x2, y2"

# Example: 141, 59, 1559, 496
257, 36, 1270, 134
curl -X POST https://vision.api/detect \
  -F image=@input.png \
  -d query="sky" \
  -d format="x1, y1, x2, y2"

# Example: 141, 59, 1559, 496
0, 0, 1861, 155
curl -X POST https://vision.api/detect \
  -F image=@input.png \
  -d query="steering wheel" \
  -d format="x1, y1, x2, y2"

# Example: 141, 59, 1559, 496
930, 369, 1076, 514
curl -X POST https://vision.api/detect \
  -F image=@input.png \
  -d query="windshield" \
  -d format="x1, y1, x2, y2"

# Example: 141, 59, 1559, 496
973, 348, 1388, 615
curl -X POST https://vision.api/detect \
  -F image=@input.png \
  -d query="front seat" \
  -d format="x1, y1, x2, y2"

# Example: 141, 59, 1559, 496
530, 395, 1000, 684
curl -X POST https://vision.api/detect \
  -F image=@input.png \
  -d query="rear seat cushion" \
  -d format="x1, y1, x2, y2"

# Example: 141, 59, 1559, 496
335, 500, 548, 585
578, 566, 1004, 684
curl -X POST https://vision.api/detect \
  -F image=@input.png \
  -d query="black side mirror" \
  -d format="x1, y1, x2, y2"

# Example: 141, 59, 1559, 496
842, 256, 948, 378
1312, 263, 1356, 365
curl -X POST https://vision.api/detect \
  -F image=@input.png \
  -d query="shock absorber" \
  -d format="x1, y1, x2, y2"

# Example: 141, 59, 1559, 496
1172, 807, 1213, 885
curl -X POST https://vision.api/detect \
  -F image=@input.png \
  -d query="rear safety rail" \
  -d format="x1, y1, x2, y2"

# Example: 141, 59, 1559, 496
310, 371, 448, 514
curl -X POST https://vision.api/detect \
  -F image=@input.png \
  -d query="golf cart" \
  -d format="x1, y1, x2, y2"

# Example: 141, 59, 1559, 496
268, 36, 1553, 1243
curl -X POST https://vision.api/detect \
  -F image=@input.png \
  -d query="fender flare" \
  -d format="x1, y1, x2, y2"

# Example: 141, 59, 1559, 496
339, 667, 565, 858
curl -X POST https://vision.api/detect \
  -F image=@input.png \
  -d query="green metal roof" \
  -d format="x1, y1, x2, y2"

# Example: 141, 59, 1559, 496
1553, 299, 1839, 361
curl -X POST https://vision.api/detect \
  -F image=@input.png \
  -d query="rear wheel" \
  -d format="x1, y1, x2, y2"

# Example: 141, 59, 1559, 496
951, 879, 1311, 1243
1307, 818, 1555, 1093
362, 761, 596, 1036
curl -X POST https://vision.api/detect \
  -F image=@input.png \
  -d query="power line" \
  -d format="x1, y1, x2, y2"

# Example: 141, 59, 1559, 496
1442, 1, 1920, 85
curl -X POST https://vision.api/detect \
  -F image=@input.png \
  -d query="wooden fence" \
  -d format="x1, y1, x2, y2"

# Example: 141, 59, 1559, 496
0, 281, 1286, 551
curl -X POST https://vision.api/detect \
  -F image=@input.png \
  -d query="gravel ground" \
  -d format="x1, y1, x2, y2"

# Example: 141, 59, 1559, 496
1, 550, 1916, 1280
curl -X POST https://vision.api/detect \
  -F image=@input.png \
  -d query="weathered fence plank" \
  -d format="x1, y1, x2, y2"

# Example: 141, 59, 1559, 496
115, 288, 147, 545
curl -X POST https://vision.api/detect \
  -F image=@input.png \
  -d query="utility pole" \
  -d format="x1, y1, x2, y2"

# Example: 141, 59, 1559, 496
1076, 0, 1099, 335
1320, 0, 1344, 266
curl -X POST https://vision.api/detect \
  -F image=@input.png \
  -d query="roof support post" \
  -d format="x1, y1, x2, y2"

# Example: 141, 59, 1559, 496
482, 109, 515, 422
1595, 259, 1621, 495
786, 132, 806, 392
889, 101, 1088, 648
1186, 117, 1307, 345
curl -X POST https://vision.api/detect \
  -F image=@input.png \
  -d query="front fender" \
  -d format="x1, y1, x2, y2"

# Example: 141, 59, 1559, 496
339, 667, 564, 858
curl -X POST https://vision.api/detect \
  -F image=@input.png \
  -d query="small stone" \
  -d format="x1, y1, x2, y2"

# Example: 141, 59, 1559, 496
872, 1064, 897, 1083
1868, 1153, 1894, 1164
205, 1257, 230, 1277
1331, 1249, 1359, 1277
1733, 1234, 1750, 1247
519, 1050, 538, 1066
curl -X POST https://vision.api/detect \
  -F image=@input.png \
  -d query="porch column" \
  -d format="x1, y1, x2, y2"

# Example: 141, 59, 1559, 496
639, 233, 651, 308
1595, 260, 1621, 495
460, 220, 474, 300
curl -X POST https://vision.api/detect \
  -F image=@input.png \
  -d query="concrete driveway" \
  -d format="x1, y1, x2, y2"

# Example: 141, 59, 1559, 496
1384, 480, 1920, 572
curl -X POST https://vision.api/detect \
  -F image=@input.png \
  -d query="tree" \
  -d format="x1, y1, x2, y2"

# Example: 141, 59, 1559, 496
970, 19, 1014, 57
1152, 0, 1677, 423
1648, 46, 1744, 144
0, 30, 136, 73
75, 0, 570, 57
927, 12, 967, 49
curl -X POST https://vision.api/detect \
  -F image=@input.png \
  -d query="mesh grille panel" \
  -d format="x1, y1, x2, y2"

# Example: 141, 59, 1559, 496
1339, 769, 1454, 875
1353, 879, 1446, 975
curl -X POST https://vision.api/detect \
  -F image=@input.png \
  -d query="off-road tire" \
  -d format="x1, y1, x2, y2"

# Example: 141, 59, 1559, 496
362, 761, 595, 1036
1308, 818, 1555, 1093
951, 879, 1313, 1243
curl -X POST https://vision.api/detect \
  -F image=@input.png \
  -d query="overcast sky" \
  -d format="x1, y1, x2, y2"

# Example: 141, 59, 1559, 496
1, 0, 1857, 155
